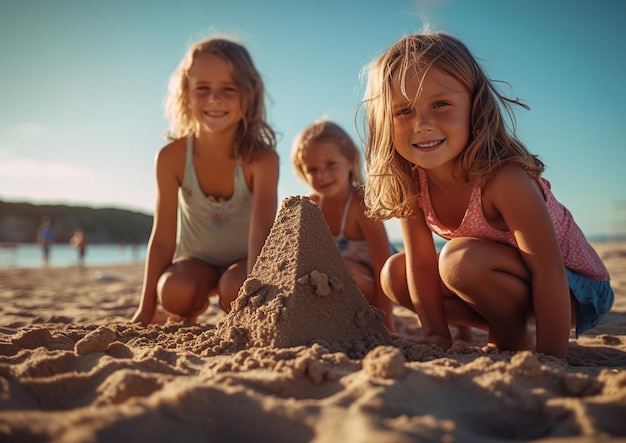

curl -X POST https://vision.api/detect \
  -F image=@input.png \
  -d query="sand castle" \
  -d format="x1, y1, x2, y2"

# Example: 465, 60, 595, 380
214, 196, 392, 356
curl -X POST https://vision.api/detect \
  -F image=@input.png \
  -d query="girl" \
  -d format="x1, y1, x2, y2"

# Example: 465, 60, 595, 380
69, 227, 86, 267
361, 33, 613, 358
292, 120, 396, 331
131, 37, 279, 326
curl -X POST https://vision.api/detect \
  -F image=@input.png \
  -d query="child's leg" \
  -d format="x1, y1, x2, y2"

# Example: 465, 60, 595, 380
438, 238, 534, 352
157, 257, 220, 321
345, 258, 396, 331
217, 258, 248, 312
381, 252, 476, 338
380, 252, 412, 309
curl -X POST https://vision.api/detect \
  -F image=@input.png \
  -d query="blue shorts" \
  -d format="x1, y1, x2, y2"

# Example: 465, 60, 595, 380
567, 268, 614, 337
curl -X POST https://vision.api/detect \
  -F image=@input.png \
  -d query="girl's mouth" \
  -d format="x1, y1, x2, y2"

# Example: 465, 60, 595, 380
205, 111, 227, 117
413, 139, 444, 151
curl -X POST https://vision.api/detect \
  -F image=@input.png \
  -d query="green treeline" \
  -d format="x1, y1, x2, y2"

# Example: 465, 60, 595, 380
0, 201, 153, 244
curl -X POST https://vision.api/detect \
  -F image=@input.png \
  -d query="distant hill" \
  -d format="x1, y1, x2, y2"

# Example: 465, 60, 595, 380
0, 201, 153, 244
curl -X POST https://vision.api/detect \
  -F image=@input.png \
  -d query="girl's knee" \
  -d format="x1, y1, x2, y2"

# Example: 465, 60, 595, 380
157, 260, 218, 315
158, 272, 192, 301
439, 238, 479, 270
381, 253, 404, 283
218, 285, 238, 312
439, 238, 510, 291
218, 261, 247, 312
439, 239, 477, 289
381, 253, 409, 306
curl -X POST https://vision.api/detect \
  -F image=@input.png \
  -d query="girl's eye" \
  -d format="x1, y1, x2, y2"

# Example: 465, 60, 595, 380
394, 108, 413, 118
433, 101, 449, 109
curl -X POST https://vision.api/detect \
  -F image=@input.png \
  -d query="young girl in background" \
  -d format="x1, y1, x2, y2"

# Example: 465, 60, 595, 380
361, 33, 613, 358
292, 120, 396, 331
131, 37, 279, 326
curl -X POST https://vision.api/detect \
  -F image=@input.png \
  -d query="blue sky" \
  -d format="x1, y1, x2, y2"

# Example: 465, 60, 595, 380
1, 0, 625, 241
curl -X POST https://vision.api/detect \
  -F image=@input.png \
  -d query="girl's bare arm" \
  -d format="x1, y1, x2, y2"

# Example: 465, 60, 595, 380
402, 211, 452, 350
489, 164, 570, 358
247, 149, 280, 273
132, 144, 181, 325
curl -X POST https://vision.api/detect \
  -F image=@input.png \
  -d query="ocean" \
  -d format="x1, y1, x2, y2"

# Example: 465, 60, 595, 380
2, 242, 406, 269
0, 243, 147, 269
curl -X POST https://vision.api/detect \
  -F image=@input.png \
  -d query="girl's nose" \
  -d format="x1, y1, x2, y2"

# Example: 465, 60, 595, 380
208, 90, 223, 102
413, 111, 433, 133
314, 167, 328, 180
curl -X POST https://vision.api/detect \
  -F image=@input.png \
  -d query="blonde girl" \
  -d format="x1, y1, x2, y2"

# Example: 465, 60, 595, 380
292, 120, 396, 331
361, 33, 613, 358
132, 37, 279, 325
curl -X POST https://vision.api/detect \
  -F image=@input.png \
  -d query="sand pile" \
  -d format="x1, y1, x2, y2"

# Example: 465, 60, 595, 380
0, 209, 625, 441
213, 196, 392, 358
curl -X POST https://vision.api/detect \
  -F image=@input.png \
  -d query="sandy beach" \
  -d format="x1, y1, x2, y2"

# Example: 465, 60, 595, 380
0, 197, 625, 443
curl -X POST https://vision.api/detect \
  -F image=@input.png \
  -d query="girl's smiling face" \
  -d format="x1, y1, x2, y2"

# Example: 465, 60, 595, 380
300, 141, 353, 198
391, 65, 471, 172
187, 52, 244, 135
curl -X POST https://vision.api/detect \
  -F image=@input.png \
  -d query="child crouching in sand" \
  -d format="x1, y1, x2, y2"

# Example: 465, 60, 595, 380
132, 36, 279, 326
292, 120, 396, 331
361, 32, 613, 358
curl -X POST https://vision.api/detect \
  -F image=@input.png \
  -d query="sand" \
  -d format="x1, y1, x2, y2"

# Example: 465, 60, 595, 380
0, 196, 625, 443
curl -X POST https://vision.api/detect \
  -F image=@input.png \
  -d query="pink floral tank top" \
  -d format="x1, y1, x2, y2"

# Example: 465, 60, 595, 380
416, 168, 609, 281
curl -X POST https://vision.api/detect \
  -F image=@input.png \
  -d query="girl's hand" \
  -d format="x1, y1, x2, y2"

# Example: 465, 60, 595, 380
130, 307, 153, 326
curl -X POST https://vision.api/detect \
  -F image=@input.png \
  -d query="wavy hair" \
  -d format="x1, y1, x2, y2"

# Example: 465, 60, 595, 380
164, 37, 276, 160
360, 33, 543, 220
291, 120, 365, 187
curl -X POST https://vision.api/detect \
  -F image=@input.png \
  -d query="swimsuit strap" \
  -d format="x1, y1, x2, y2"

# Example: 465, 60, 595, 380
186, 134, 194, 166
337, 190, 353, 239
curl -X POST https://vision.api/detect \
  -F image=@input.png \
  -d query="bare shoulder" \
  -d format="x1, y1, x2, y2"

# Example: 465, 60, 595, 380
248, 148, 279, 168
243, 149, 279, 186
241, 149, 279, 194
154, 138, 186, 184
485, 163, 532, 189
351, 189, 370, 219
351, 188, 383, 230
157, 138, 186, 163
483, 162, 546, 226
309, 194, 321, 203
484, 163, 535, 198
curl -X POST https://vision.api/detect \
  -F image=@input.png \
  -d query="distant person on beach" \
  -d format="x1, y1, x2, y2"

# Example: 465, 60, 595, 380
131, 244, 140, 262
291, 120, 396, 331
70, 227, 87, 267
36, 216, 54, 267
361, 32, 613, 358
131, 36, 279, 326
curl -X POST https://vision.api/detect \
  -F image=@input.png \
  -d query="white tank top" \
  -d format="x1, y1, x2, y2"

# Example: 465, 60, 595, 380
174, 135, 253, 267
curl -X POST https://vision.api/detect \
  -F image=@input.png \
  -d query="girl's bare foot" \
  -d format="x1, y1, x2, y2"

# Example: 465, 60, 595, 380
453, 325, 473, 342
151, 309, 183, 325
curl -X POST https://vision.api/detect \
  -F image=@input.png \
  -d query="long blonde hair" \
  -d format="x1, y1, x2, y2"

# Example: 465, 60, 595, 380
164, 37, 276, 160
361, 32, 543, 219
291, 120, 365, 187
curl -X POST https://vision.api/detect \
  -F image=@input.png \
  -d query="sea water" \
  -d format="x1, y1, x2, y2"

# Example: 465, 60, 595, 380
0, 240, 445, 269
0, 243, 147, 269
